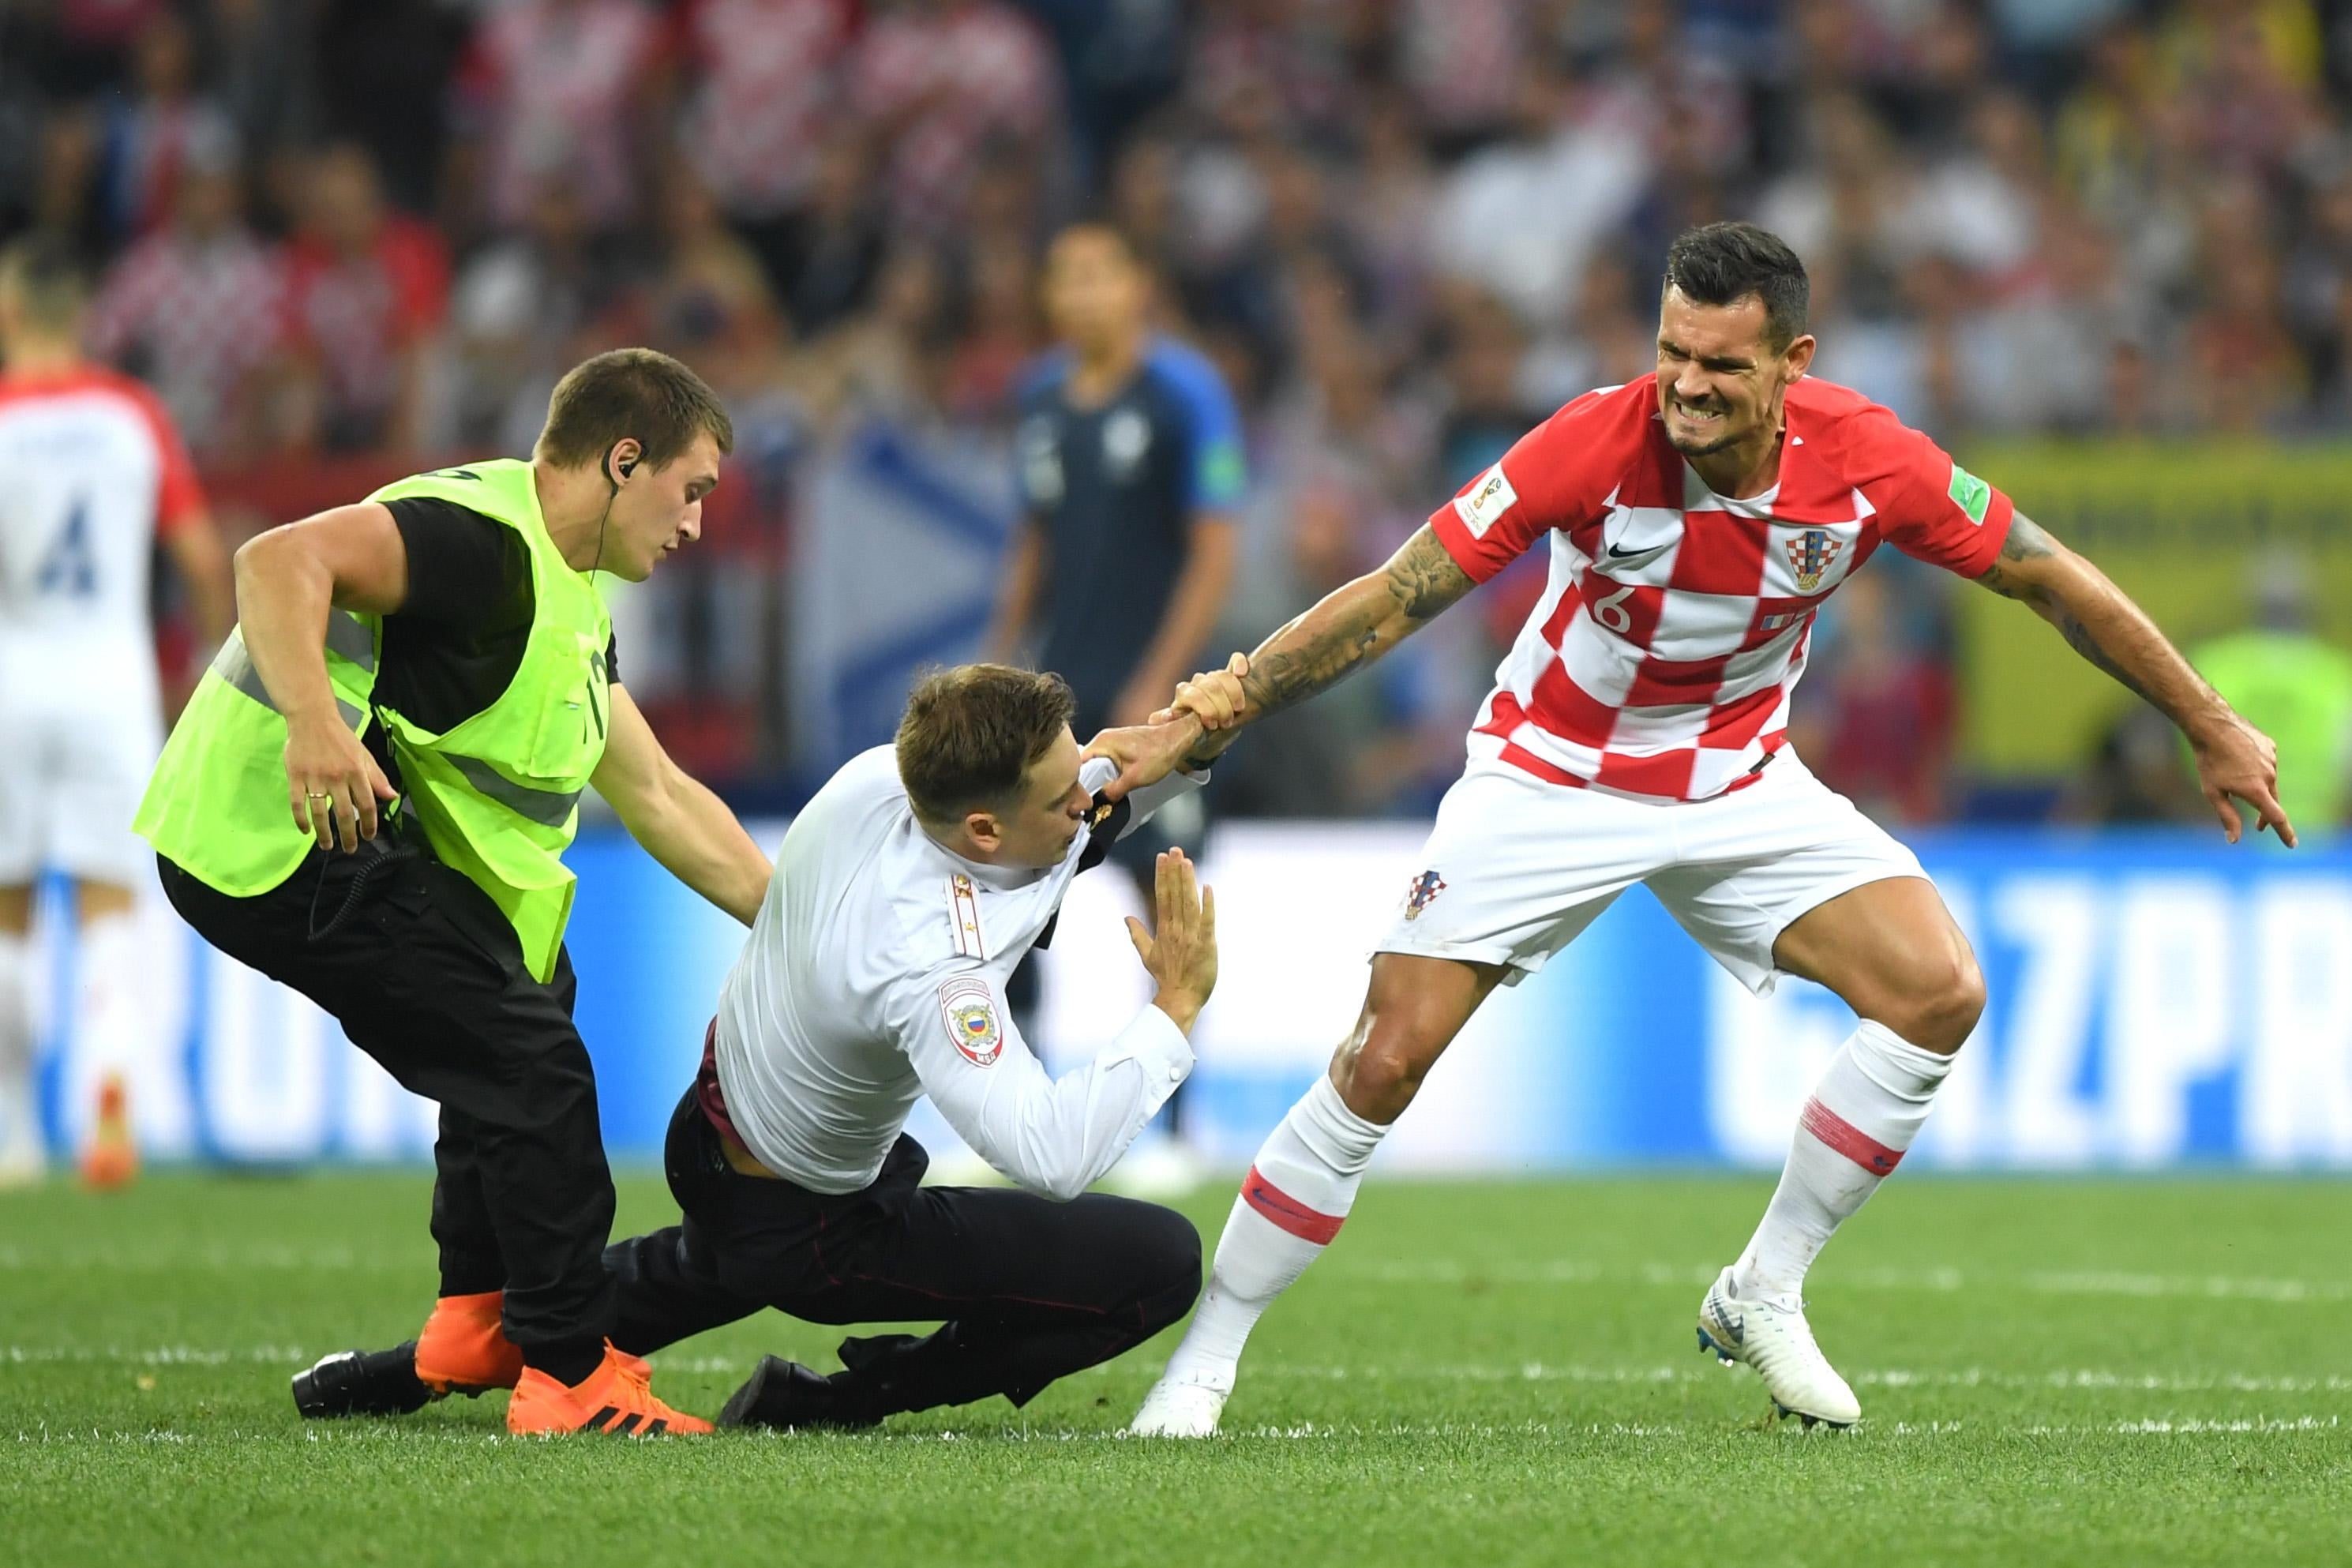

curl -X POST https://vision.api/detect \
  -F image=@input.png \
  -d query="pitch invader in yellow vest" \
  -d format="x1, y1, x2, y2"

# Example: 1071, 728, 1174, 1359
136, 349, 774, 1438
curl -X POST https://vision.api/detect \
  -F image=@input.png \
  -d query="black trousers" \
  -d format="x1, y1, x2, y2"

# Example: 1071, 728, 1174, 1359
158, 842, 615, 1366
606, 1089, 1202, 1417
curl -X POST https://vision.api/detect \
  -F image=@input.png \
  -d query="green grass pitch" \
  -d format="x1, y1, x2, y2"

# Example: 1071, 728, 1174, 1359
4, 1170, 2348, 1567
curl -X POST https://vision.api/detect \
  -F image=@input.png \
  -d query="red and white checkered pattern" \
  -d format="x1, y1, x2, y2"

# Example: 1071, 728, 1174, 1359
680, 0, 854, 218
1431, 375, 2015, 804
848, 2, 1055, 234
463, 0, 664, 231
86, 229, 283, 459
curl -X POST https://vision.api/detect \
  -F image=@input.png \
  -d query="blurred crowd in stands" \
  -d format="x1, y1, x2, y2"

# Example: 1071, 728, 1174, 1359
5, 0, 2350, 826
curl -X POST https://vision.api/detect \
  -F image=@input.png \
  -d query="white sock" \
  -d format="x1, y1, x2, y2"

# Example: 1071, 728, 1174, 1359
0, 933, 36, 1150
1157, 1074, 1387, 1393
67, 913, 141, 1151
1731, 1020, 1954, 1307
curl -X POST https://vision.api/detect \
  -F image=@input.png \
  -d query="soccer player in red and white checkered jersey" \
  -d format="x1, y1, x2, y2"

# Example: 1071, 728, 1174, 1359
1123, 223, 2294, 1437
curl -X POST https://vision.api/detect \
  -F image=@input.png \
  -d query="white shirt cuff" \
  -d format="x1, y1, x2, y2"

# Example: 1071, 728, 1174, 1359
1112, 1000, 1196, 1092
1124, 764, 1210, 833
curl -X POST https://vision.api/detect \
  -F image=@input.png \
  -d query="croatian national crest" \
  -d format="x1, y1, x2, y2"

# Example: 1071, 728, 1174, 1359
1785, 528, 1843, 593
1404, 869, 1447, 921
937, 977, 1003, 1067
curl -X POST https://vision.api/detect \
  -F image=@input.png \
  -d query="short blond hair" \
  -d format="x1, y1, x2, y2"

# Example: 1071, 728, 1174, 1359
0, 237, 87, 333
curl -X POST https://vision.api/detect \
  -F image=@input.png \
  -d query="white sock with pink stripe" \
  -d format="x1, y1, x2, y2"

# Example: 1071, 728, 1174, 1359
1730, 1020, 1955, 1308
1155, 1073, 1386, 1394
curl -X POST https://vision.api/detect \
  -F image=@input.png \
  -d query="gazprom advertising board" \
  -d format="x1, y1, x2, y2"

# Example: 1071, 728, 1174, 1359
30, 827, 2352, 1172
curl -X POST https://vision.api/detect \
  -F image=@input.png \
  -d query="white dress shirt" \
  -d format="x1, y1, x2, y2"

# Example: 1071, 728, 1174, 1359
712, 745, 1208, 1199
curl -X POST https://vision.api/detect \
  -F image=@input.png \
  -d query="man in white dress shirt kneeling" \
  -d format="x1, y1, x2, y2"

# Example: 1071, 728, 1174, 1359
297, 662, 1232, 1429
619, 662, 1229, 1428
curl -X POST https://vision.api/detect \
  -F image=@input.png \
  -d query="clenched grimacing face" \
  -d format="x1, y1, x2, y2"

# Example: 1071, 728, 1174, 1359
1653, 287, 1814, 462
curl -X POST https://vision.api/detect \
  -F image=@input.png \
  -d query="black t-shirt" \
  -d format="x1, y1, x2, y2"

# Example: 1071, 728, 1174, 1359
364, 497, 617, 780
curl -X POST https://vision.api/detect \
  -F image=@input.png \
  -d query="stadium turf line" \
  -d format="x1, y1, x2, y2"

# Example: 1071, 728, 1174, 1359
2, 1172, 2347, 1568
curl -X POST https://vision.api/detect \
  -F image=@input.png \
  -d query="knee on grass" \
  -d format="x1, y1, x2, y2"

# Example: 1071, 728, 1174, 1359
1124, 1203, 1204, 1334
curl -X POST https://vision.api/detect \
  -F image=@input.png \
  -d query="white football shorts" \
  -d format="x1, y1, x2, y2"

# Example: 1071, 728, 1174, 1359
1375, 751, 1929, 995
0, 638, 163, 887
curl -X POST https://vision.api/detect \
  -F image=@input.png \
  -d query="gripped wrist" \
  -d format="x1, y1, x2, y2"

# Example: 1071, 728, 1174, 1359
1180, 713, 1240, 770
1153, 988, 1207, 1034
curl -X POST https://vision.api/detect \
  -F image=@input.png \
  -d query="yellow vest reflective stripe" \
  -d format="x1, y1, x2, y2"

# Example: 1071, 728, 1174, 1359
435, 752, 583, 827
137, 460, 610, 982
205, 609, 377, 729
137, 609, 388, 905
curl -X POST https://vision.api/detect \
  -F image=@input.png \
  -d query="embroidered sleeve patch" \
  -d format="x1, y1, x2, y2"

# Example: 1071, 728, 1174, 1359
937, 977, 1003, 1066
1451, 463, 1519, 538
1948, 463, 1992, 526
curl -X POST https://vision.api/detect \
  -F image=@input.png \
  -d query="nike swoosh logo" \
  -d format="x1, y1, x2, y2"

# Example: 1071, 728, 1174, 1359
1606, 542, 1659, 559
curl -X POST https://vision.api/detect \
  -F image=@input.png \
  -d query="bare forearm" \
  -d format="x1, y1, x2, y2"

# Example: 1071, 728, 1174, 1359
617, 771, 772, 925
1239, 524, 1473, 723
986, 524, 1045, 662
231, 533, 343, 720
1976, 516, 2226, 738
1128, 523, 1236, 696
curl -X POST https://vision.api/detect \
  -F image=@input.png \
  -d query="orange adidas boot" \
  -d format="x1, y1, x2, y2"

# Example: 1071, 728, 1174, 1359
506, 1342, 712, 1436
79, 1074, 138, 1191
414, 1290, 524, 1397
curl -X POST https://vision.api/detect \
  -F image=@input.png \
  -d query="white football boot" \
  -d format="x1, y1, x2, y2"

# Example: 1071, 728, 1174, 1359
1128, 1376, 1229, 1438
1695, 1266, 1861, 1429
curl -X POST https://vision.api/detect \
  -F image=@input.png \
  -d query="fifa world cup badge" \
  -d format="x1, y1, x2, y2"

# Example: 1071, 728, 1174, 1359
937, 977, 1004, 1066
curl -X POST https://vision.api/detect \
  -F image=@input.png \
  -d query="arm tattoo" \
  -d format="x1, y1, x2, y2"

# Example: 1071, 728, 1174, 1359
1971, 513, 2058, 601
1240, 526, 1476, 720
1384, 525, 1478, 621
2053, 610, 2162, 707
1975, 512, 2171, 713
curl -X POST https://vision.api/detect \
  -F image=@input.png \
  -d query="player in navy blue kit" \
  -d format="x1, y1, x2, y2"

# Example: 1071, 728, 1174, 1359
986, 223, 1244, 1195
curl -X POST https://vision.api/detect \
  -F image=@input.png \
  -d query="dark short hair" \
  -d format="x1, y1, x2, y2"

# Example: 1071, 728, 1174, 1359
1663, 223, 1810, 350
1048, 220, 1138, 265
896, 664, 1077, 824
0, 235, 88, 332
535, 347, 734, 472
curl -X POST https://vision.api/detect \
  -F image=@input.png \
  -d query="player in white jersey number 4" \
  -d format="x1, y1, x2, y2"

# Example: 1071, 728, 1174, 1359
1116, 223, 2293, 1437
0, 240, 231, 1184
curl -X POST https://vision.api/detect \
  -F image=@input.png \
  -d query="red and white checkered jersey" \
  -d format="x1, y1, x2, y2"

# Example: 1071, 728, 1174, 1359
1430, 374, 2013, 804
848, 2, 1055, 234
0, 366, 204, 643
680, 0, 854, 218
463, 0, 663, 231
86, 228, 283, 457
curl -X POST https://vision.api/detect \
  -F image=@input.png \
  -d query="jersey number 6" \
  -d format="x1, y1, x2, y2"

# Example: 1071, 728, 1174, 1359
1593, 583, 1635, 634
